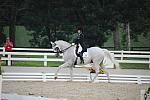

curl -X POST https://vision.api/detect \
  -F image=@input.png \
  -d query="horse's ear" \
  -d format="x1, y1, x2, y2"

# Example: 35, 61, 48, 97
50, 41, 54, 46
50, 41, 54, 45
50, 41, 56, 47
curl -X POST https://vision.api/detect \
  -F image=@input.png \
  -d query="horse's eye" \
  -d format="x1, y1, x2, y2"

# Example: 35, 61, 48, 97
54, 47, 59, 51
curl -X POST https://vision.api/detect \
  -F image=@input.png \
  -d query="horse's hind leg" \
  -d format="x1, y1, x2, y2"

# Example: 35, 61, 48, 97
90, 70, 99, 83
100, 65, 110, 83
90, 63, 100, 83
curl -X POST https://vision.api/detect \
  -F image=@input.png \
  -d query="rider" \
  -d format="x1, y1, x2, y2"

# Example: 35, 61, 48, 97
73, 28, 87, 64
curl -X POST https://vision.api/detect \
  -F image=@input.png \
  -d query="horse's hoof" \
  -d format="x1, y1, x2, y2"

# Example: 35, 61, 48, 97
67, 79, 72, 82
54, 77, 57, 80
89, 81, 93, 83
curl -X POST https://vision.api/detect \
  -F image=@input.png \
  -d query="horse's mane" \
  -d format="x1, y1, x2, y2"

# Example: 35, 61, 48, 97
55, 40, 71, 46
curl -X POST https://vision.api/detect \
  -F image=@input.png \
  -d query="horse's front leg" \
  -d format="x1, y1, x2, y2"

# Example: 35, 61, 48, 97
54, 62, 69, 80
69, 65, 74, 81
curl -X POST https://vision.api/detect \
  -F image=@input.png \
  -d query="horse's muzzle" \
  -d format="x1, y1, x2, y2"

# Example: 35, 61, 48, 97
54, 47, 61, 57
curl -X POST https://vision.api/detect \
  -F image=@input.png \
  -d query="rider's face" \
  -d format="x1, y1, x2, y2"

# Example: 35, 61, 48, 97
77, 30, 81, 33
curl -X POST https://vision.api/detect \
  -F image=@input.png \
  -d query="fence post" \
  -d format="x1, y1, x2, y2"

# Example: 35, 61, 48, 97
2, 47, 5, 56
121, 50, 124, 60
44, 55, 47, 67
42, 72, 46, 82
137, 76, 142, 84
149, 57, 150, 69
8, 54, 11, 66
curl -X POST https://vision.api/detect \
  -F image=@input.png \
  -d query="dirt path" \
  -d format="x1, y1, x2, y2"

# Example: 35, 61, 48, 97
2, 81, 150, 100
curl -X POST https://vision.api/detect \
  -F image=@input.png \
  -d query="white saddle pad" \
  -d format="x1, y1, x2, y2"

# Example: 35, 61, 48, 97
74, 44, 88, 58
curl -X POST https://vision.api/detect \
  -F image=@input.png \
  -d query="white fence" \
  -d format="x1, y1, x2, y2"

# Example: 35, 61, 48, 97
113, 50, 150, 68
2, 72, 150, 84
0, 52, 63, 66
0, 47, 150, 68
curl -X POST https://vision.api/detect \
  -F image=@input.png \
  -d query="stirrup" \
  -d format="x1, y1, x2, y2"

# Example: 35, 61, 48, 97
79, 52, 83, 56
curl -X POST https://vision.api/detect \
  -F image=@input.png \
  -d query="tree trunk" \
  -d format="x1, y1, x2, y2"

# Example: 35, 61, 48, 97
9, 4, 16, 46
126, 22, 131, 51
113, 24, 121, 50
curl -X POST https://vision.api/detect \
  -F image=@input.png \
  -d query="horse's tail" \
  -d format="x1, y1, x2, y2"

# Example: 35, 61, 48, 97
103, 49, 120, 69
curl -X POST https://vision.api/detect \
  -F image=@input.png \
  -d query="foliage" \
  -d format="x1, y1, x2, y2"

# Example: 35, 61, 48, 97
0, 32, 6, 46
19, 0, 110, 47
0, 0, 150, 48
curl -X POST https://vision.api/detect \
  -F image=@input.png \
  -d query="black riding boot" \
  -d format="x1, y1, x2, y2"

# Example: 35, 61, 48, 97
79, 52, 84, 64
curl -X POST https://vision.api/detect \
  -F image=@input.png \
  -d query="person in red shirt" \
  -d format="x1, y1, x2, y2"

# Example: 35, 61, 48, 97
4, 37, 13, 52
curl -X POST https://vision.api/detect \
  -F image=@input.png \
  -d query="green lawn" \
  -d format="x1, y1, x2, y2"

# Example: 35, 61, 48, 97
120, 63, 149, 69
3, 26, 32, 47
12, 55, 58, 58
1, 61, 63, 67
1, 60, 149, 69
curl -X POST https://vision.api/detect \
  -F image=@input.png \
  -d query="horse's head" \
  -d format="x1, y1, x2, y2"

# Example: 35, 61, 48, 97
51, 40, 72, 51
51, 41, 62, 57
51, 41, 61, 52
51, 40, 72, 57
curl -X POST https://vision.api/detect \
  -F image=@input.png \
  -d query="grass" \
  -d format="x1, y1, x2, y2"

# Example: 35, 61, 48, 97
115, 57, 149, 69
104, 32, 150, 49
3, 26, 32, 47
1, 60, 149, 69
1, 61, 63, 67
12, 55, 58, 58
120, 63, 149, 69
1, 55, 63, 67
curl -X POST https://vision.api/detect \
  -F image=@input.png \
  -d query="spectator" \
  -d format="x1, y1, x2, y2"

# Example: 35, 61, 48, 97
3, 37, 13, 65
4, 37, 13, 52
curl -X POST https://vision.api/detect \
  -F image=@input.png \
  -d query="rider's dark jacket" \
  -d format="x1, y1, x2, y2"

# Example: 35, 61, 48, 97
74, 33, 87, 52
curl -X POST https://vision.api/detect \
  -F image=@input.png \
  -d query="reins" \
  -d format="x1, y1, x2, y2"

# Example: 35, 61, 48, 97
60, 45, 74, 53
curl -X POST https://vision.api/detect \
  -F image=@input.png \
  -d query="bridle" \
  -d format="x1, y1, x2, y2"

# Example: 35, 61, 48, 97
60, 45, 74, 53
53, 42, 74, 54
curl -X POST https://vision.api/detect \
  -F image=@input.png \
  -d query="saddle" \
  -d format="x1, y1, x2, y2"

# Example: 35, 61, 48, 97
74, 44, 88, 58
74, 45, 88, 65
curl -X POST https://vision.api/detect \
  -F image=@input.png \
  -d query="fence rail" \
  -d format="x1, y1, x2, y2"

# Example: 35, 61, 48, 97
102, 47, 150, 51
0, 47, 150, 68
2, 72, 150, 84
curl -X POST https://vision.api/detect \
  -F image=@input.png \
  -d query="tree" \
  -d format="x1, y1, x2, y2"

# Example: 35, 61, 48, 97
118, 0, 150, 50
1, 0, 149, 49
0, 0, 27, 46
19, 0, 109, 47
0, 32, 6, 46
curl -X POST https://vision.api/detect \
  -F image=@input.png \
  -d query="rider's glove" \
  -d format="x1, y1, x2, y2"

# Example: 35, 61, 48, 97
72, 43, 75, 45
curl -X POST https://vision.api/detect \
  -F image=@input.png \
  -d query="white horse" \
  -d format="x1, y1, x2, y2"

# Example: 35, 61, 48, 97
51, 40, 119, 82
